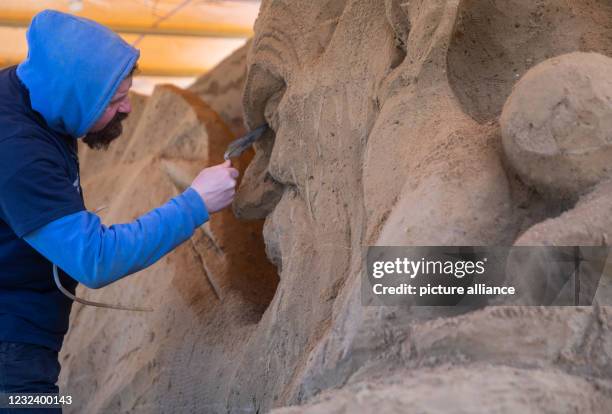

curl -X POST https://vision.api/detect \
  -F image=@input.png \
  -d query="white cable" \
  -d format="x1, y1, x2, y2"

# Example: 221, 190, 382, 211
51, 205, 153, 312
53, 264, 153, 312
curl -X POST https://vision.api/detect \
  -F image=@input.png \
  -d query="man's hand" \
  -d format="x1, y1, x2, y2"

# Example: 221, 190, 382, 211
190, 160, 239, 214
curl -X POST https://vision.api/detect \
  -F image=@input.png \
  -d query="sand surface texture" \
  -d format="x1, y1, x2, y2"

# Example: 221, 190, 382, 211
60, 1, 612, 413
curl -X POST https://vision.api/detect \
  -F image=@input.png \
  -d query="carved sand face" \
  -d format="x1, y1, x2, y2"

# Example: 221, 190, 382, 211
237, 0, 388, 277
236, 0, 516, 269
238, 0, 612, 260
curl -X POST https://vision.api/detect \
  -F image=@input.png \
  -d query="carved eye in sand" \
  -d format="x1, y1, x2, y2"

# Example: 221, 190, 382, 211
236, 60, 286, 220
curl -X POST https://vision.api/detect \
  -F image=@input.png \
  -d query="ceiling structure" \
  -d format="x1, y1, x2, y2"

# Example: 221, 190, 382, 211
0, 0, 258, 92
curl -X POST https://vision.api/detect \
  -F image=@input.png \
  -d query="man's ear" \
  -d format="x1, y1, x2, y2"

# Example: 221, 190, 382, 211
129, 64, 139, 77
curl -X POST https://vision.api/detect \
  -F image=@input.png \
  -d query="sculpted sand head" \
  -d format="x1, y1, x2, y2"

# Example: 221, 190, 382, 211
502, 52, 612, 200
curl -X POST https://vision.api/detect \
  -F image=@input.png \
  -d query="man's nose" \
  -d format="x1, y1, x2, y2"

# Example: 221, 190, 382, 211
118, 97, 132, 114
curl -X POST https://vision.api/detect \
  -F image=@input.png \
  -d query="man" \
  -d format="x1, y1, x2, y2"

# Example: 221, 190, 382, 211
0, 9, 238, 406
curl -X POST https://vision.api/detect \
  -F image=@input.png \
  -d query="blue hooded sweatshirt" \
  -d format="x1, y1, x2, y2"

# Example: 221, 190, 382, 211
0, 10, 209, 351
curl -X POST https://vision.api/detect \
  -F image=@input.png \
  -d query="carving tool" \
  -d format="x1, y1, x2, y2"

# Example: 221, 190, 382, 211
224, 123, 269, 160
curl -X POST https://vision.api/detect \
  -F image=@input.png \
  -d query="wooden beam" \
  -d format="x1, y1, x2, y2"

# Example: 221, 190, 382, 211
0, 16, 252, 39
0, 59, 208, 77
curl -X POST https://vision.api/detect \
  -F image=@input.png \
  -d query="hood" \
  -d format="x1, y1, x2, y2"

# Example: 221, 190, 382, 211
17, 9, 139, 138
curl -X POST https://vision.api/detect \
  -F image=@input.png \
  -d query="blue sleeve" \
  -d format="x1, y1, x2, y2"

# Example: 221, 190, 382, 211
23, 187, 209, 289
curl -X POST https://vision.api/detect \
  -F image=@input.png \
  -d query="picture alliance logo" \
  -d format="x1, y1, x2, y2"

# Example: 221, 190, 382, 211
371, 257, 488, 279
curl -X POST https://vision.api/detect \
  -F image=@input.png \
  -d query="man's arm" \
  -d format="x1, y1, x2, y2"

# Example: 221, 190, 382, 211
24, 187, 208, 289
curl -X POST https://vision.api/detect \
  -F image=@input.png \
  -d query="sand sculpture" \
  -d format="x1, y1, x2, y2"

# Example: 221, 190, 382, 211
189, 41, 251, 137
61, 1, 612, 413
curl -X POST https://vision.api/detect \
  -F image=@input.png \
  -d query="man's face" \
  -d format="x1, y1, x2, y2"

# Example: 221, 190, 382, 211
84, 76, 133, 150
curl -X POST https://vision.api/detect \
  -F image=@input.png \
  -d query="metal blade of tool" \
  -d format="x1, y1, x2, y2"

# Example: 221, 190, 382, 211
224, 123, 269, 160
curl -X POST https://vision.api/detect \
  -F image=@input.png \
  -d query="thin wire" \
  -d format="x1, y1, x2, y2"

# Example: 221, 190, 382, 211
51, 204, 153, 312
53, 264, 153, 312
132, 0, 194, 46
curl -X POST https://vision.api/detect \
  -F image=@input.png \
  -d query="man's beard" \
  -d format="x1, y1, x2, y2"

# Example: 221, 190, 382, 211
83, 111, 128, 150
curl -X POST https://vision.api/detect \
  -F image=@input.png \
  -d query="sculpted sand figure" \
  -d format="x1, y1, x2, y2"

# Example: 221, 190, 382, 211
62, 1, 612, 413
235, 0, 612, 412
503, 52, 612, 245
500, 52, 612, 307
